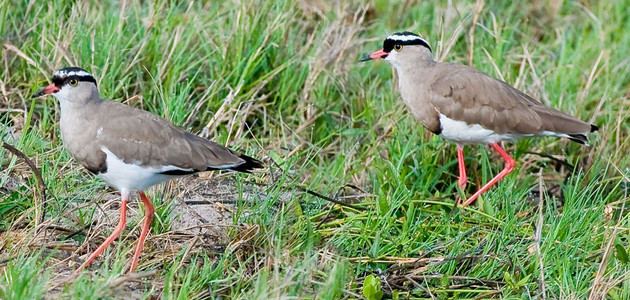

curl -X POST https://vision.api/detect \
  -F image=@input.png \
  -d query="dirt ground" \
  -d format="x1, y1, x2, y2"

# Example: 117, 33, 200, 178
0, 174, 265, 299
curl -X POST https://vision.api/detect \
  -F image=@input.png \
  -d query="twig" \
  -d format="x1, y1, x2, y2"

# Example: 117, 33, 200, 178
106, 270, 158, 288
405, 275, 435, 300
174, 190, 210, 224
240, 129, 370, 211
473, 290, 502, 300
296, 186, 365, 211
424, 278, 437, 300
185, 199, 240, 205
1, 141, 47, 226
590, 160, 629, 299
43, 225, 76, 234
524, 151, 575, 173
175, 236, 200, 273
536, 169, 547, 299
245, 179, 366, 211
62, 223, 93, 241
0, 256, 14, 266
467, 0, 485, 66
388, 274, 503, 287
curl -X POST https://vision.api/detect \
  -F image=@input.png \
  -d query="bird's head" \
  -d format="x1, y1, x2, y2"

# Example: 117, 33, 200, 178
360, 31, 432, 68
33, 67, 98, 104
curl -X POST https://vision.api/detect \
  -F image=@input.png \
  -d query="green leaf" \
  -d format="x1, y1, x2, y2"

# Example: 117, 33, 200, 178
378, 196, 389, 216
615, 243, 629, 264
368, 232, 381, 258
340, 128, 367, 137
504, 272, 515, 287
362, 275, 384, 300
516, 274, 532, 287
482, 197, 496, 215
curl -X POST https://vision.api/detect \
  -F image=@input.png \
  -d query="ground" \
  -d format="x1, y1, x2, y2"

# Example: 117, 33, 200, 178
1, 0, 629, 299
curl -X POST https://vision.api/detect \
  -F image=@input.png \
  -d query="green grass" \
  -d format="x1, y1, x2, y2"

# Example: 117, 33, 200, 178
1, 0, 629, 298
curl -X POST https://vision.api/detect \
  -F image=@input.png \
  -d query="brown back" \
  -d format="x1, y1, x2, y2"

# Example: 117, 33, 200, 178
427, 63, 593, 135
63, 100, 249, 174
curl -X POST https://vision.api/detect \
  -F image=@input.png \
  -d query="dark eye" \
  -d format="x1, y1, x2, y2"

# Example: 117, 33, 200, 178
394, 44, 403, 51
68, 79, 78, 86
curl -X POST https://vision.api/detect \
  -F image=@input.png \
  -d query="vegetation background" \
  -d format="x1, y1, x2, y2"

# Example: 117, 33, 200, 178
0, 0, 628, 298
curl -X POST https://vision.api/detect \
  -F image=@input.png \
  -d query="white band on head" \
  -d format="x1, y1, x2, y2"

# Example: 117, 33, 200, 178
54, 70, 92, 77
387, 34, 427, 43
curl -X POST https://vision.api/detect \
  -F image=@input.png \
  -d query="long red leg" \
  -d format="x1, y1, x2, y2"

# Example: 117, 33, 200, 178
455, 145, 468, 205
75, 195, 128, 273
129, 191, 154, 272
457, 145, 468, 190
461, 143, 516, 207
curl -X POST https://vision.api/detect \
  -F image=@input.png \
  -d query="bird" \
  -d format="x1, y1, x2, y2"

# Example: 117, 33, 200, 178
33, 67, 263, 273
360, 31, 597, 207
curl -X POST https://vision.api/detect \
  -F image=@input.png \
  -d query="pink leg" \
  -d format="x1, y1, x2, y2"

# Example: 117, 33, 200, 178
461, 143, 516, 207
129, 191, 154, 272
75, 195, 128, 273
457, 145, 467, 190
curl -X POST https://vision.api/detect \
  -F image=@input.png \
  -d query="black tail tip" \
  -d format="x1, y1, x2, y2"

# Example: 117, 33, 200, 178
568, 134, 588, 145
591, 124, 599, 132
231, 154, 264, 173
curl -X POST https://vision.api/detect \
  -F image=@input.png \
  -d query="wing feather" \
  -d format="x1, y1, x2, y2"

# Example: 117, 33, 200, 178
429, 64, 546, 134
93, 101, 247, 171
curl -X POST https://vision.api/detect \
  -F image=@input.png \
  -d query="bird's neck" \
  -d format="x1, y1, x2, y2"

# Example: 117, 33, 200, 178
394, 58, 439, 129
395, 56, 435, 73
394, 58, 436, 91
59, 99, 102, 143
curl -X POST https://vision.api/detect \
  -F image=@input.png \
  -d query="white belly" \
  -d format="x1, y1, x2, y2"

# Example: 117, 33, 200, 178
438, 113, 523, 144
437, 113, 568, 144
98, 148, 191, 193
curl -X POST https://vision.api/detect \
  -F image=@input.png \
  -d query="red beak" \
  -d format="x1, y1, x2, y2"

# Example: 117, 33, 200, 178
32, 83, 60, 98
359, 48, 389, 62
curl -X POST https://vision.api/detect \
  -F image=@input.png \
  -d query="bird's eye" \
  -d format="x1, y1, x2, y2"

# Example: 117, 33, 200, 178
68, 79, 78, 86
394, 44, 403, 51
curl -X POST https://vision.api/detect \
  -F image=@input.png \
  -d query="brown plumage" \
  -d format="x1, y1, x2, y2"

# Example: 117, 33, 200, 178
426, 64, 597, 141
34, 67, 262, 274
361, 31, 597, 206
64, 100, 257, 175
